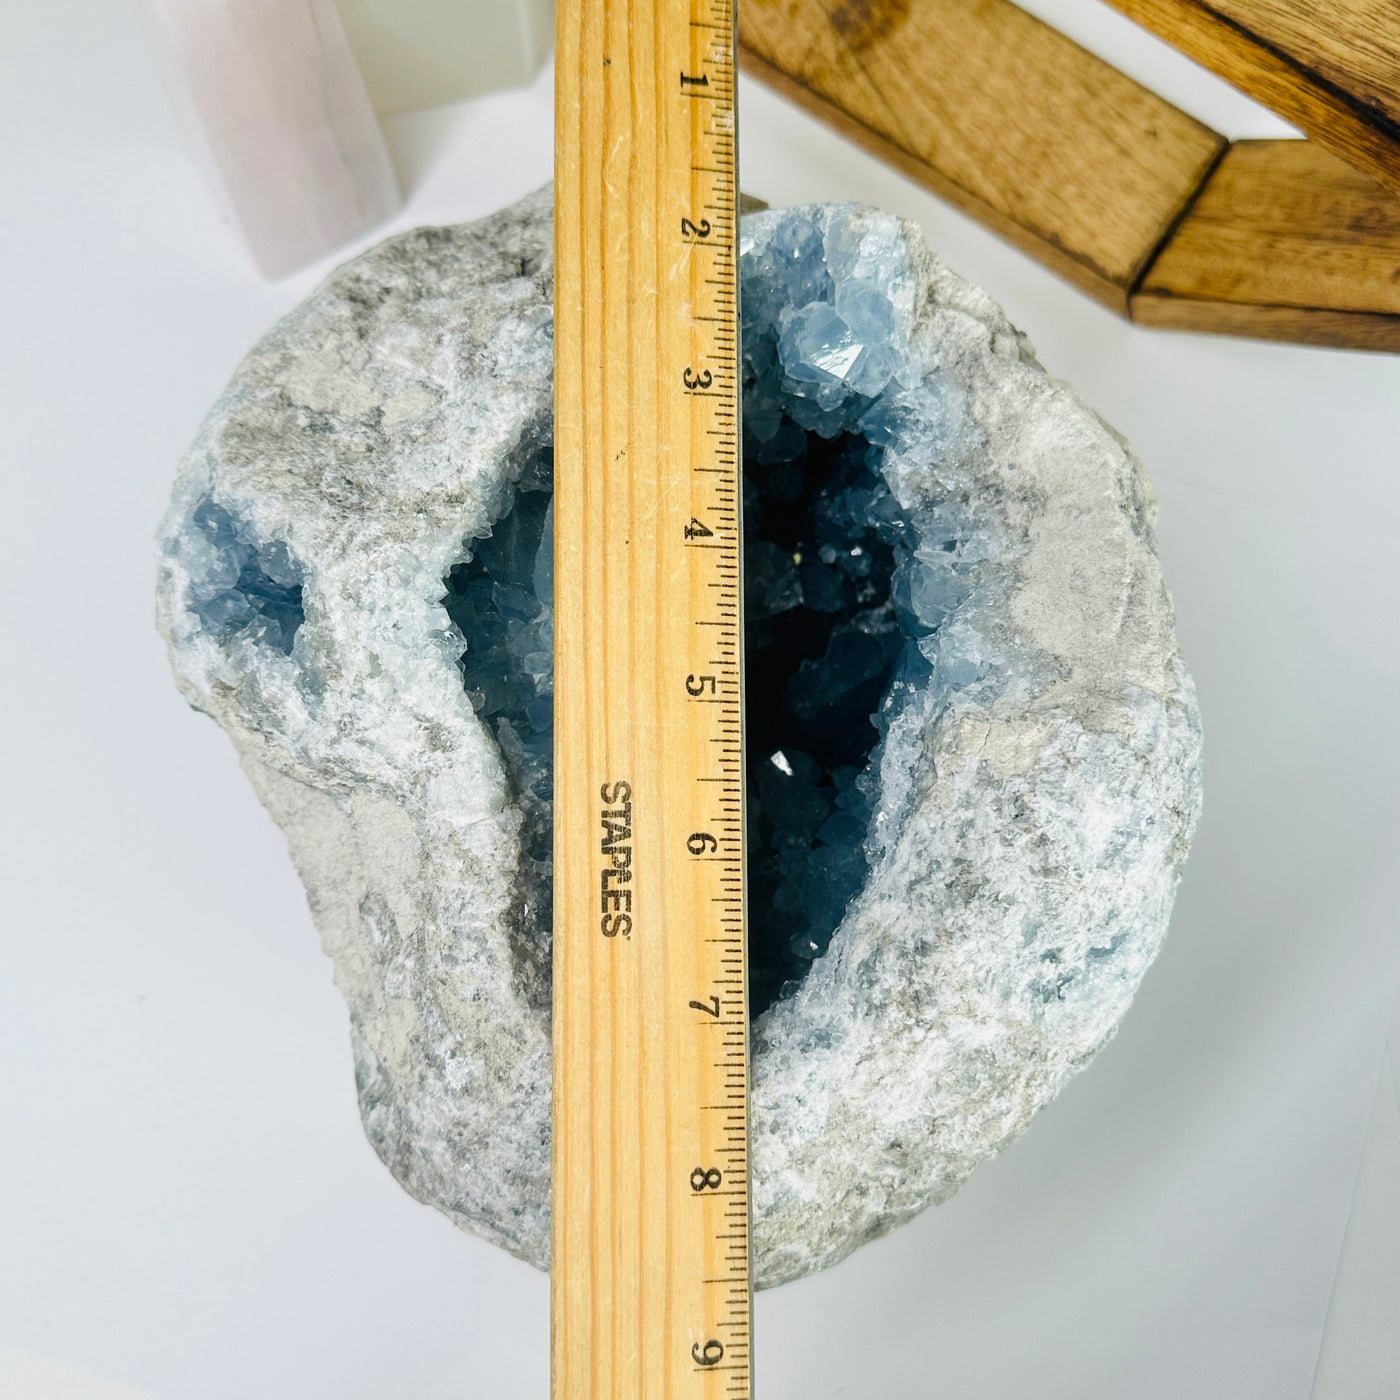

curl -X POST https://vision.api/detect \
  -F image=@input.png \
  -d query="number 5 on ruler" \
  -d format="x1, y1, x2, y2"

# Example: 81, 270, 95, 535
551, 1, 750, 1399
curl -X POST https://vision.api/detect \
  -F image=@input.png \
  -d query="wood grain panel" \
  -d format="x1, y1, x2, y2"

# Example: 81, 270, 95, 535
1133, 139, 1400, 351
1102, 0, 1400, 194
739, 0, 1224, 313
553, 1, 752, 1397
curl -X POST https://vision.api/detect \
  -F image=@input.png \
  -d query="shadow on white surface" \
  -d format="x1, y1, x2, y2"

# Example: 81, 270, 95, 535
1310, 1005, 1400, 1399
0, 1347, 171, 1400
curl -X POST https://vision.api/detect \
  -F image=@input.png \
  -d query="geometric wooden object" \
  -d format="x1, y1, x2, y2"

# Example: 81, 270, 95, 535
739, 0, 1226, 315
739, 0, 1400, 352
1134, 139, 1400, 351
1102, 0, 1400, 196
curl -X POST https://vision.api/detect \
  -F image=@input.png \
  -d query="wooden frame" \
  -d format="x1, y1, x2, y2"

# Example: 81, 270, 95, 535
739, 0, 1400, 351
1134, 139, 1400, 350
1101, 0, 1400, 195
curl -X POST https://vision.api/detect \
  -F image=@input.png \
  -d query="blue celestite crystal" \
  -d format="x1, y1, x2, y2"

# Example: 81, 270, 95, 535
186, 496, 304, 654
159, 187, 1204, 1282
437, 206, 985, 1015
441, 443, 554, 877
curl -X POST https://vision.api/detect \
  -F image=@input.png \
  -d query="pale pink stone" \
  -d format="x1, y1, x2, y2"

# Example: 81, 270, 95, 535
137, 0, 401, 277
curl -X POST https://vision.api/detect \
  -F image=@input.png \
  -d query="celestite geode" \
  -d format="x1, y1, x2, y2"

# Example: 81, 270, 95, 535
157, 187, 1203, 1287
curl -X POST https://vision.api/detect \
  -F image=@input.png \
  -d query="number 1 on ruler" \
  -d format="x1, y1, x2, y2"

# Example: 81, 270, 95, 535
551, 2, 749, 1399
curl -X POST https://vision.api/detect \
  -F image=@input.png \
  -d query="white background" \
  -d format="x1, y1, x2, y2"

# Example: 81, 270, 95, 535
2, 3, 1399, 1397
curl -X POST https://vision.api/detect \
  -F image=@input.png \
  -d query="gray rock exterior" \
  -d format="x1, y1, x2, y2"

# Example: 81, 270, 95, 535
157, 186, 1203, 1288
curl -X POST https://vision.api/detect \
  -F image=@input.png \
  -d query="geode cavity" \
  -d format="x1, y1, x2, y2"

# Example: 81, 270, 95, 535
157, 187, 1203, 1288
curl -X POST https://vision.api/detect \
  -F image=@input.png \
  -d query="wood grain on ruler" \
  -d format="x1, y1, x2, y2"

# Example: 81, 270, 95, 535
1100, 0, 1400, 195
1133, 139, 1400, 350
738, 0, 1224, 313
552, 1, 751, 1399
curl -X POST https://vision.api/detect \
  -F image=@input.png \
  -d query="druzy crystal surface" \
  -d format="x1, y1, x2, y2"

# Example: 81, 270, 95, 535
439, 445, 554, 899
184, 497, 304, 654
157, 187, 1203, 1289
439, 210, 990, 1015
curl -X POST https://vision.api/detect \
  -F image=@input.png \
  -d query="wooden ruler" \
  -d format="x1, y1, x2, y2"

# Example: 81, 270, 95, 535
552, 2, 750, 1399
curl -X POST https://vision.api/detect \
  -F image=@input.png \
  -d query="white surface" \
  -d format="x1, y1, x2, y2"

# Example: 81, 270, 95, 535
2, 4, 1399, 1397
0, 1346, 173, 1400
1311, 1037, 1400, 1399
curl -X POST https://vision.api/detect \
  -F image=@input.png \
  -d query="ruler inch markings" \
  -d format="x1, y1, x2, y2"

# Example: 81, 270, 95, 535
552, 2, 750, 1399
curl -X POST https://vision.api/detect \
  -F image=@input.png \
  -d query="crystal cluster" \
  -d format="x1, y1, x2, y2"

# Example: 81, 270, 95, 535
182, 496, 304, 654
157, 188, 1203, 1289
440, 445, 554, 882
740, 211, 971, 1012
438, 209, 997, 1015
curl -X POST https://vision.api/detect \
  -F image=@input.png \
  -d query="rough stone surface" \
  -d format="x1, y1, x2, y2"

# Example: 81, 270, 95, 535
157, 186, 1203, 1288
